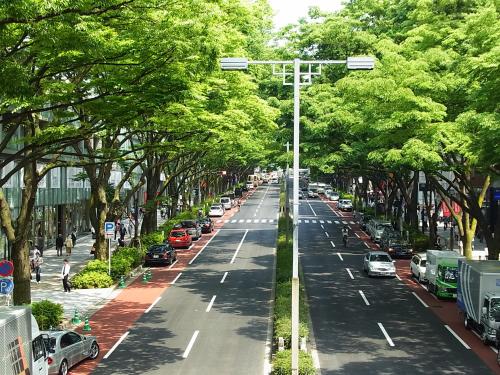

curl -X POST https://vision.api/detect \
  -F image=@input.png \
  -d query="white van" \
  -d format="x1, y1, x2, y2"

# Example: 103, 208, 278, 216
220, 197, 232, 210
0, 307, 48, 375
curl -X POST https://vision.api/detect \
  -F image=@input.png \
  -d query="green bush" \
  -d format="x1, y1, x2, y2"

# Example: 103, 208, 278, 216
32, 300, 64, 330
341, 193, 354, 200
83, 260, 108, 274
272, 350, 316, 375
141, 231, 164, 248
411, 231, 431, 252
110, 257, 132, 280
115, 246, 144, 268
71, 271, 113, 289
274, 317, 309, 347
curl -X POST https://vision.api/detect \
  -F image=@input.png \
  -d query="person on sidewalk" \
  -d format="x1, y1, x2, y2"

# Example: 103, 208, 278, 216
31, 248, 43, 283
71, 229, 77, 246
61, 259, 71, 292
65, 234, 73, 256
56, 234, 64, 256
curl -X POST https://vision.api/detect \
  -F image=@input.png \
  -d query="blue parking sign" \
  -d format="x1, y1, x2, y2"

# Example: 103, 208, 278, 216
105, 222, 115, 239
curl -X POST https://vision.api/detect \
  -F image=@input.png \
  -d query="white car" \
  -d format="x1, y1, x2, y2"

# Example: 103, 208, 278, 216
307, 190, 318, 198
246, 182, 254, 190
220, 197, 232, 210
338, 199, 353, 211
271, 178, 279, 184
208, 204, 224, 217
410, 253, 427, 283
330, 191, 340, 201
363, 251, 396, 277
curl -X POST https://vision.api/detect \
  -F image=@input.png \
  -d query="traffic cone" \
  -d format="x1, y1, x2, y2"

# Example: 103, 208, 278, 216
82, 317, 91, 332
142, 272, 149, 283
118, 275, 126, 288
71, 308, 81, 325
146, 269, 152, 281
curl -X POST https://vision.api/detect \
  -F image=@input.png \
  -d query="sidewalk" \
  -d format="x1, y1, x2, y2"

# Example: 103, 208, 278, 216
31, 211, 167, 322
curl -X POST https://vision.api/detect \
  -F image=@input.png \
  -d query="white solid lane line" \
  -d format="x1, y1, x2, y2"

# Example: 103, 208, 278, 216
346, 268, 354, 280
491, 345, 499, 354
321, 224, 325, 229
337, 252, 343, 261
355, 233, 360, 238
395, 274, 402, 281
330, 241, 335, 248
220, 272, 228, 284
206, 295, 216, 312
171, 273, 182, 284
189, 230, 220, 265
378, 323, 395, 347
104, 331, 130, 359
444, 325, 471, 349
230, 229, 249, 264
364, 242, 370, 248
324, 232, 329, 237
307, 201, 317, 216
359, 290, 370, 306
168, 259, 178, 269
145, 297, 162, 313
183, 330, 200, 358
412, 292, 429, 308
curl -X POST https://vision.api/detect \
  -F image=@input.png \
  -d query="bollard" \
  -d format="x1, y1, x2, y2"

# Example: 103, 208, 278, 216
278, 337, 285, 352
71, 308, 81, 325
82, 317, 91, 332
300, 337, 307, 352
118, 275, 126, 288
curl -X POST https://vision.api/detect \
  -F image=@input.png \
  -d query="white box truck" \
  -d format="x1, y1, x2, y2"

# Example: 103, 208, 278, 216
425, 250, 465, 299
457, 260, 500, 345
0, 307, 48, 375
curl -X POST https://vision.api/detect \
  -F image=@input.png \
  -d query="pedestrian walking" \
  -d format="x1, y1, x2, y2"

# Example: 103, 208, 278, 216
65, 234, 73, 256
36, 236, 45, 256
31, 248, 43, 283
443, 216, 449, 230
71, 230, 77, 246
55, 234, 64, 256
61, 259, 71, 292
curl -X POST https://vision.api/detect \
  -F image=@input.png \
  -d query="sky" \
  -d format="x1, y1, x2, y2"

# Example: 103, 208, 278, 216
268, 0, 343, 30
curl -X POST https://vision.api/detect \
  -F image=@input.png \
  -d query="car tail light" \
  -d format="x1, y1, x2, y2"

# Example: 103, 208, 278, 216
47, 357, 53, 365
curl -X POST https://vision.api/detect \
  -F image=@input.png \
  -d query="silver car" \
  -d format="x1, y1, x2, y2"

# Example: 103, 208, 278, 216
43, 330, 99, 375
363, 251, 397, 277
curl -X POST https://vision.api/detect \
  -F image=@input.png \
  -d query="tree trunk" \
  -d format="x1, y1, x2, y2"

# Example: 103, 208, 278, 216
93, 184, 109, 261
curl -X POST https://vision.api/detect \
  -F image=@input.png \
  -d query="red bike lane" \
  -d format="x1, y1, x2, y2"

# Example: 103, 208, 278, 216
71, 194, 251, 375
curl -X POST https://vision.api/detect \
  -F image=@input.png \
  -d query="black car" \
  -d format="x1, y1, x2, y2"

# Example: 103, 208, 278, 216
145, 244, 177, 266
380, 228, 413, 258
199, 217, 214, 233
181, 220, 202, 240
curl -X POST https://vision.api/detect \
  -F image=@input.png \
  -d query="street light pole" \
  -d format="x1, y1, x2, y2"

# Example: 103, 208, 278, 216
220, 55, 374, 374
291, 58, 300, 374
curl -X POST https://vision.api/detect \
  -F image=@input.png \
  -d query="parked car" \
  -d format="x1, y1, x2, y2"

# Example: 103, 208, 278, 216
307, 190, 318, 198
199, 217, 214, 233
181, 220, 202, 240
338, 199, 353, 211
380, 229, 413, 258
145, 244, 177, 266
362, 251, 396, 278
168, 228, 192, 248
246, 182, 254, 190
410, 253, 427, 283
367, 219, 393, 243
220, 196, 233, 210
330, 191, 340, 201
42, 330, 99, 375
208, 204, 224, 217
271, 178, 279, 184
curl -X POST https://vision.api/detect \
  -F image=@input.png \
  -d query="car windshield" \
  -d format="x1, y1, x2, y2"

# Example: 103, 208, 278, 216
170, 231, 185, 238
221, 198, 230, 203
210, 206, 221, 210
148, 245, 167, 253
182, 221, 196, 228
370, 254, 391, 262
377, 223, 392, 230
439, 266, 457, 282
490, 299, 500, 321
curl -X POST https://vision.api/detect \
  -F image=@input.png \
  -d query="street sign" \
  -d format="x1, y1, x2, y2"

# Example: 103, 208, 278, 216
0, 278, 14, 295
104, 222, 115, 239
0, 260, 14, 277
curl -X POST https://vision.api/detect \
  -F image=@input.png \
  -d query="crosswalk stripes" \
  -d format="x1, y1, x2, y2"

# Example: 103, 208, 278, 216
253, 219, 259, 223
261, 219, 267, 223
312, 220, 317, 224
335, 221, 340, 224
342, 221, 347, 225
298, 220, 302, 223
327, 220, 332, 224
239, 219, 244, 223
231, 220, 237, 223
216, 220, 222, 223
320, 220, 324, 224
246, 219, 252, 223
349, 221, 355, 225
305, 220, 310, 223
269, 219, 274, 223
224, 220, 229, 223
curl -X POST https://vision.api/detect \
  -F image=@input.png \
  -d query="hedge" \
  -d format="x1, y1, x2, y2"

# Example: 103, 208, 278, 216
32, 300, 64, 330
273, 350, 316, 375
71, 271, 114, 289
141, 231, 164, 248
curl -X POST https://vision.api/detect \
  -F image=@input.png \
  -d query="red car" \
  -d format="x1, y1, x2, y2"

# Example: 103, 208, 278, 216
168, 228, 193, 249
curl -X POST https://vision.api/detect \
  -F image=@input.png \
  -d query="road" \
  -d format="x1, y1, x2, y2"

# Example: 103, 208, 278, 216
91, 185, 279, 375
297, 194, 495, 374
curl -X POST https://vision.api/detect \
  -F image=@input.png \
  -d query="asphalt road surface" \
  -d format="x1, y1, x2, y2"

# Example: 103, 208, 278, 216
92, 185, 279, 375
298, 194, 495, 374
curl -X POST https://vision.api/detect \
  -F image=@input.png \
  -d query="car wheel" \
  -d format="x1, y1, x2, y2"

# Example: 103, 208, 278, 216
464, 315, 472, 330
59, 360, 68, 375
89, 341, 100, 359
481, 330, 490, 345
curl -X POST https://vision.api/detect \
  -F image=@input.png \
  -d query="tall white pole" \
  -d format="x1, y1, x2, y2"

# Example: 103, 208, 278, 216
291, 58, 300, 375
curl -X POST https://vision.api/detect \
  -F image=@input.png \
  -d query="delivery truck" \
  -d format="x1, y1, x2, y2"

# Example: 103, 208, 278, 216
457, 260, 500, 345
425, 250, 465, 299
0, 307, 48, 375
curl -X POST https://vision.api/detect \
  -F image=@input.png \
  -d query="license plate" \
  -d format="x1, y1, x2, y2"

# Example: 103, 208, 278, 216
176, 239, 181, 242
153, 255, 159, 259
